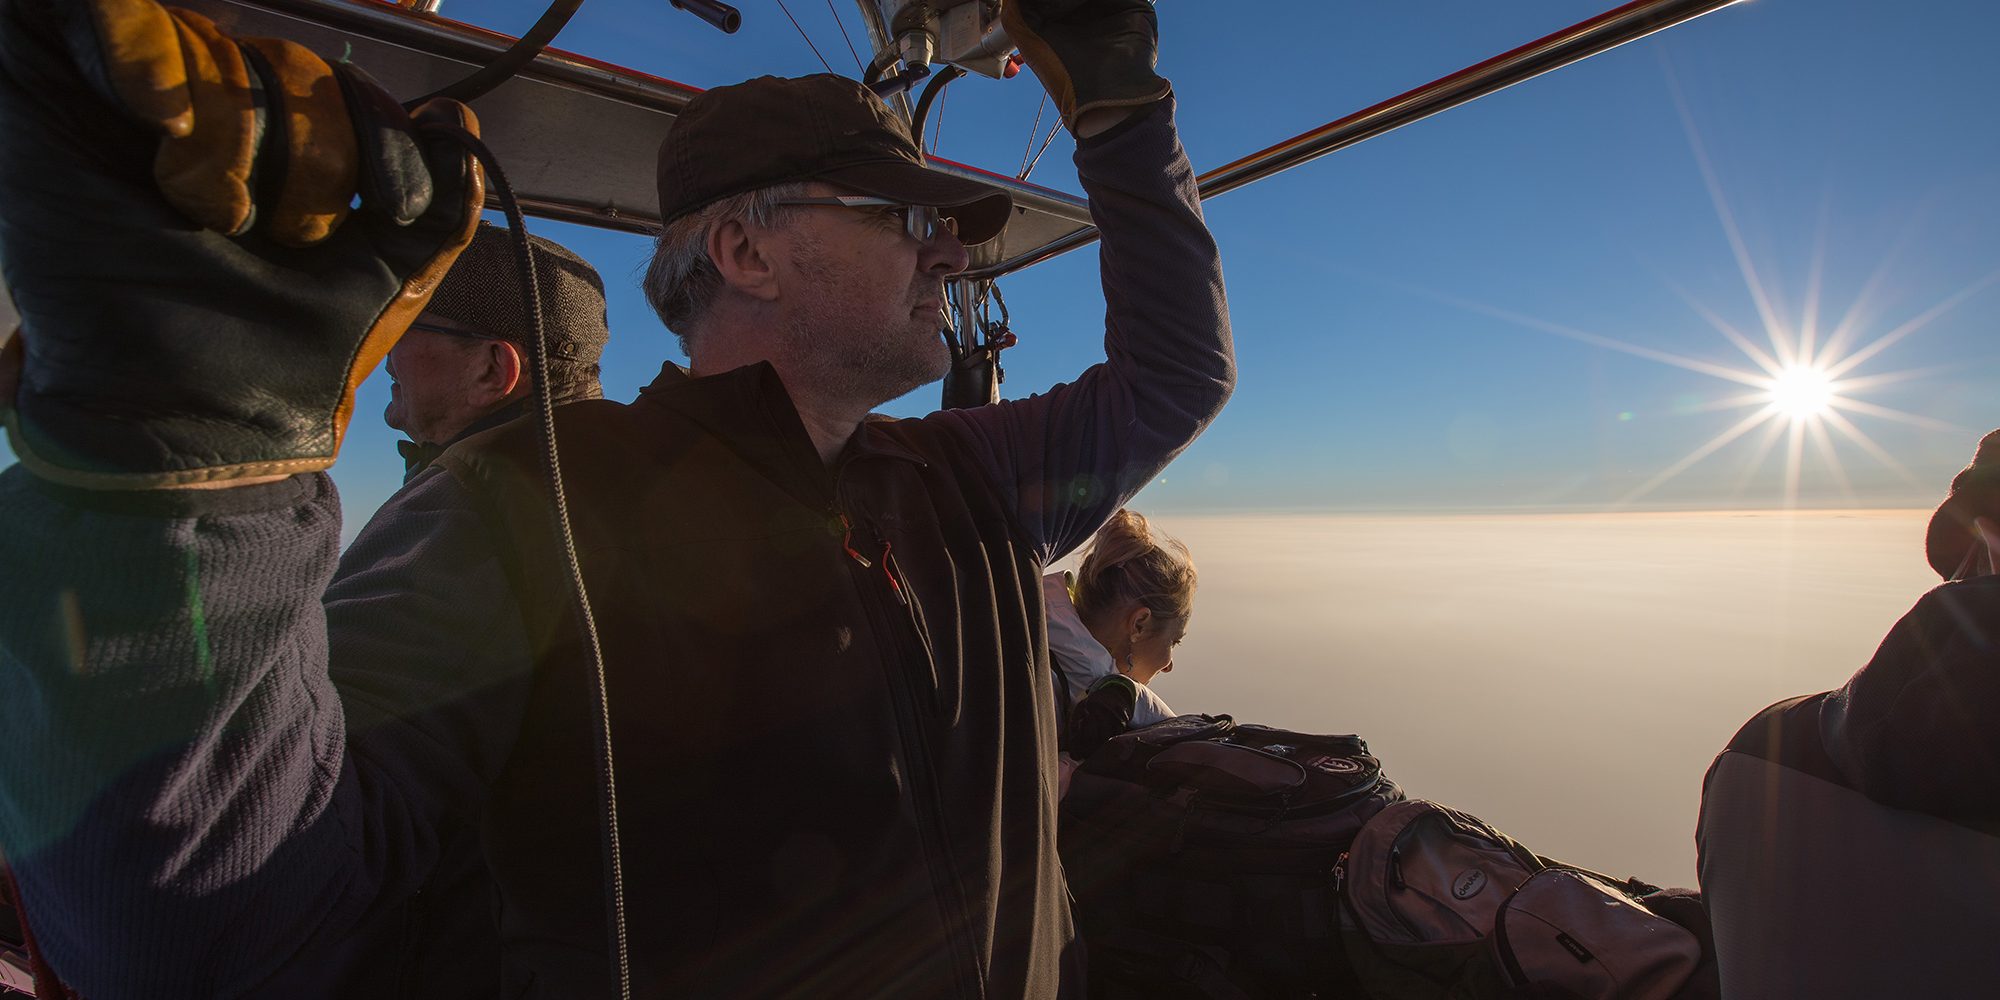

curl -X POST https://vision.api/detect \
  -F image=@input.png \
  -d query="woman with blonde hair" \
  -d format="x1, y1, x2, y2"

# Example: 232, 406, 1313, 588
1046, 508, 1196, 736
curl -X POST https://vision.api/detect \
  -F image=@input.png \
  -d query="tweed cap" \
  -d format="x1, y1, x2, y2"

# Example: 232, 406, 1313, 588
423, 223, 611, 364
656, 74, 1013, 246
1925, 429, 2000, 579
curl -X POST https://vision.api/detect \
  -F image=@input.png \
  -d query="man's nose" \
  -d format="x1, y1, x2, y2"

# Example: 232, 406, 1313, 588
921, 230, 969, 275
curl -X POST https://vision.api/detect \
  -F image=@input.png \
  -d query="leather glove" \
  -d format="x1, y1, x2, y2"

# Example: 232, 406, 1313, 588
0, 0, 482, 489
1063, 673, 1137, 759
1001, 0, 1170, 132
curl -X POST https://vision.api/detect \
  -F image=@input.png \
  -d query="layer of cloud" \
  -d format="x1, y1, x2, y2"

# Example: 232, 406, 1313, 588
1065, 509, 1937, 887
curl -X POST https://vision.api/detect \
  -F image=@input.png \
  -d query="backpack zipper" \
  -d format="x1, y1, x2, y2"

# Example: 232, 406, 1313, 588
1491, 880, 1532, 987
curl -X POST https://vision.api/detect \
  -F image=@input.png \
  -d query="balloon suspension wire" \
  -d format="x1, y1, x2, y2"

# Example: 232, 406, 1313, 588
422, 123, 632, 1000
1020, 116, 1065, 182
1017, 90, 1046, 177
824, 0, 865, 73
775, 0, 835, 74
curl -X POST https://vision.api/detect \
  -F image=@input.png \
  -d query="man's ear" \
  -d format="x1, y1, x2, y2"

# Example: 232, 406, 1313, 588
708, 217, 783, 302
475, 340, 526, 402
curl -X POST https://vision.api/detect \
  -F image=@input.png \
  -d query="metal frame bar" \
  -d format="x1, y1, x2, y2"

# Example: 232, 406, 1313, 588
196, 0, 705, 110
963, 0, 1746, 280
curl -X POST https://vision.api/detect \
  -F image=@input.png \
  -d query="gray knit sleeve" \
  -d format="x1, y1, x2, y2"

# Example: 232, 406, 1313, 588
0, 465, 531, 997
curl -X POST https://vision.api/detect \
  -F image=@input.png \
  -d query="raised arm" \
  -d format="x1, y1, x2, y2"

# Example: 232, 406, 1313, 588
924, 0, 1234, 561
0, 0, 501, 991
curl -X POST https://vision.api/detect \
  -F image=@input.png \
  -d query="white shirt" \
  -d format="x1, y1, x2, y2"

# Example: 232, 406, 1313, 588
1043, 572, 1176, 727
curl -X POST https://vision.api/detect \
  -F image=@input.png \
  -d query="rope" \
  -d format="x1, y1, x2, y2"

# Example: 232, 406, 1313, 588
421, 122, 632, 1000
411, 0, 581, 105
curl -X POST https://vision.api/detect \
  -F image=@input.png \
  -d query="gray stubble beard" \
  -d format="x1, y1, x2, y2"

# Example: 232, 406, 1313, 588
783, 237, 951, 409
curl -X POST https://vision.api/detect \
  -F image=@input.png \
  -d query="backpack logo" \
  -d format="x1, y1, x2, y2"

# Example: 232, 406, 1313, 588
1451, 869, 1487, 899
1556, 932, 1595, 963
1310, 755, 1361, 774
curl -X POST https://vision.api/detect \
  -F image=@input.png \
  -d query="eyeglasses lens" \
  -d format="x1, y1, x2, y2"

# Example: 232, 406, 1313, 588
905, 206, 958, 243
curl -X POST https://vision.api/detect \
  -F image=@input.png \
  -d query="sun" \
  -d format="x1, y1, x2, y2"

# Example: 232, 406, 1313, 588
1765, 365, 1835, 421
1395, 77, 1987, 509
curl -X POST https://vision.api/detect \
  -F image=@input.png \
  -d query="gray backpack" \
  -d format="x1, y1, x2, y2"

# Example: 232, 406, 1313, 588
1336, 800, 1700, 1000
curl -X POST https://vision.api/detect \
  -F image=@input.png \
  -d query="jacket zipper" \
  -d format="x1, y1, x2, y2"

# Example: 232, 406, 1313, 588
842, 514, 943, 708
834, 505, 984, 998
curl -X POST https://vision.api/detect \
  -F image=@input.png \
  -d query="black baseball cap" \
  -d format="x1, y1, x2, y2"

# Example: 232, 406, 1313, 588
657, 74, 1014, 246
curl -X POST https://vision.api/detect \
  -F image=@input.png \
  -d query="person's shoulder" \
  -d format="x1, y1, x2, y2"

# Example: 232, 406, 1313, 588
856, 411, 970, 464
1910, 574, 2000, 618
438, 398, 633, 475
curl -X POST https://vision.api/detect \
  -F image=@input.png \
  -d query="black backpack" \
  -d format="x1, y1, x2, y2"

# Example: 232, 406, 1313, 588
1335, 800, 1710, 1000
1060, 714, 1405, 998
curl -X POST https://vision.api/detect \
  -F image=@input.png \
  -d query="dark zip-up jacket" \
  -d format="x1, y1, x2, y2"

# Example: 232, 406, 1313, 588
396, 398, 534, 483
0, 100, 1232, 998
1697, 576, 2000, 996
398, 382, 605, 483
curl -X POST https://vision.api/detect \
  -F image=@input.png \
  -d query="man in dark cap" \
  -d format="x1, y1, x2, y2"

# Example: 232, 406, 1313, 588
1698, 429, 2000, 997
386, 222, 608, 481
0, 0, 1229, 996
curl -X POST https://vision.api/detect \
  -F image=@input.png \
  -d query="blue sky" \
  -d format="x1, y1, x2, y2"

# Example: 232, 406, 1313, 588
5, 0, 1996, 526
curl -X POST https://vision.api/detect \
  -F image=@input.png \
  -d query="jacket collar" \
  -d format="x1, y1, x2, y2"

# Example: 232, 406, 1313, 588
636, 361, 926, 509
400, 398, 537, 482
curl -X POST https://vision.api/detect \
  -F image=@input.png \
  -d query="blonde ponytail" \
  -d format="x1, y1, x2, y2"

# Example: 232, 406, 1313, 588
1073, 509, 1196, 628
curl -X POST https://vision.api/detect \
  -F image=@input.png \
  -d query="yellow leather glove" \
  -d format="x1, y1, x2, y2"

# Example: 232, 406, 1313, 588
77, 0, 361, 245
1001, 0, 1170, 133
0, 0, 483, 487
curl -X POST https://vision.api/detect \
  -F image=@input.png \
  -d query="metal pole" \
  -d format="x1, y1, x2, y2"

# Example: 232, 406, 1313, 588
967, 0, 1745, 280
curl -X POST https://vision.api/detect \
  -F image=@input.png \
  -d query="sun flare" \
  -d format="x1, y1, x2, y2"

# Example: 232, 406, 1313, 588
1766, 365, 1835, 421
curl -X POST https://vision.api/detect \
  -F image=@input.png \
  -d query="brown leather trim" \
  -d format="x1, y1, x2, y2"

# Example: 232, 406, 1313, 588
997, 7, 1077, 125
2, 410, 332, 489
332, 99, 485, 453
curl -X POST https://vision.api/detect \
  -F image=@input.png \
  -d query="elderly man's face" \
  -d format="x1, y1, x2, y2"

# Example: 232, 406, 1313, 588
775, 183, 969, 404
383, 324, 500, 446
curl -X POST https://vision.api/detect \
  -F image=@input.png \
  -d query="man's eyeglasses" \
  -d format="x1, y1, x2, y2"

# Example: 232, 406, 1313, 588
774, 196, 960, 244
